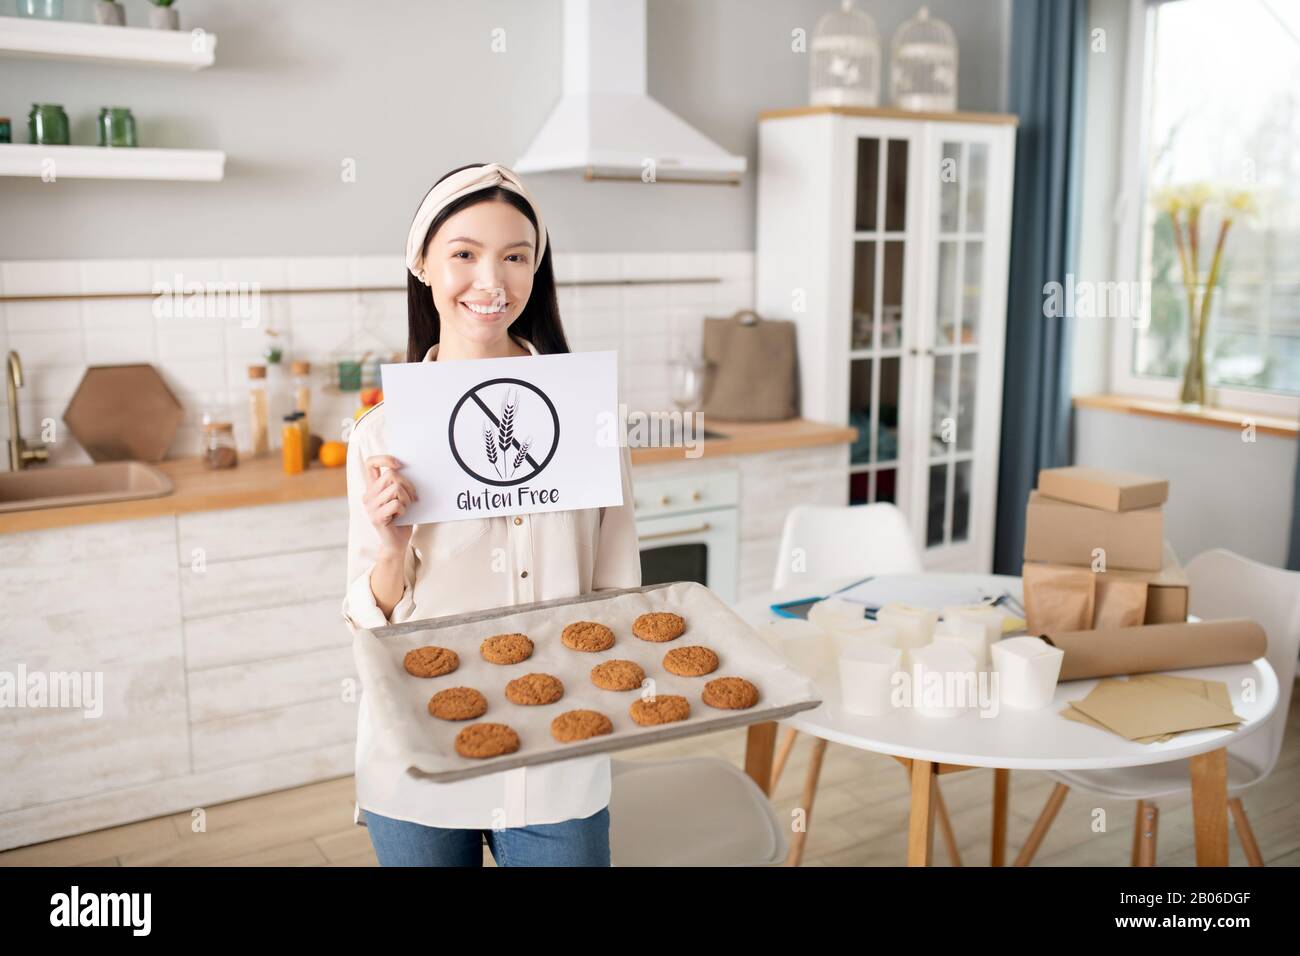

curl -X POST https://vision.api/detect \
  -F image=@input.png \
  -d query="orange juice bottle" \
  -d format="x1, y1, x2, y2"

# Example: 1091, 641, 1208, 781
282, 414, 304, 475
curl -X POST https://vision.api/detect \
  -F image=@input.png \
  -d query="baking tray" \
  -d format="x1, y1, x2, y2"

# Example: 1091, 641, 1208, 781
354, 581, 822, 782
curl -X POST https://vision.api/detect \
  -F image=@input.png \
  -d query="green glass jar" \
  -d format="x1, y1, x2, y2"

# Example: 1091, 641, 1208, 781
27, 104, 69, 146
97, 107, 137, 148
336, 359, 362, 392
0, 118, 11, 144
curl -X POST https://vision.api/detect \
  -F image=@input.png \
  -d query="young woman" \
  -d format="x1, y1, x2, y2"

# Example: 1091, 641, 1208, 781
341, 162, 641, 866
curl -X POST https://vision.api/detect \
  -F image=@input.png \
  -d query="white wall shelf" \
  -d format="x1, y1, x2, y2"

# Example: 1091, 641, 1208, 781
0, 144, 225, 181
0, 15, 216, 69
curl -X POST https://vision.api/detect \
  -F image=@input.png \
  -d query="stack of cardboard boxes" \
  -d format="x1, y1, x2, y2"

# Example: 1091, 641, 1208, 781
1021, 467, 1189, 634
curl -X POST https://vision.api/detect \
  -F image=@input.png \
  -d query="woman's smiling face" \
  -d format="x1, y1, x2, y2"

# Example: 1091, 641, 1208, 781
424, 199, 536, 348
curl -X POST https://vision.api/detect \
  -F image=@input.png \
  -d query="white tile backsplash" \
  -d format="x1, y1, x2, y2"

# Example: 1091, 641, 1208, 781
286, 257, 356, 290
7, 329, 84, 368
83, 297, 157, 331
0, 252, 753, 465
80, 260, 155, 295
5, 300, 81, 333
84, 327, 157, 365
218, 258, 288, 288
1, 260, 80, 297
151, 259, 224, 287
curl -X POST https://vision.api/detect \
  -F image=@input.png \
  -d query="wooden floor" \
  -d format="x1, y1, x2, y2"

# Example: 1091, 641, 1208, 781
4, 686, 1297, 867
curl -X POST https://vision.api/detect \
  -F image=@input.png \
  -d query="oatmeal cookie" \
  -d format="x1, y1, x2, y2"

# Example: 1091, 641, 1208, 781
632, 611, 686, 643
403, 646, 459, 678
454, 722, 520, 759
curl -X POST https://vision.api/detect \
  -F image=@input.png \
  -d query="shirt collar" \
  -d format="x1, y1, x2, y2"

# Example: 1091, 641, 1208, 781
422, 333, 538, 362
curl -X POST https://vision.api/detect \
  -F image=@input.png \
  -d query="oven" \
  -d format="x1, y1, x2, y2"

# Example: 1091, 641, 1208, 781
633, 469, 740, 603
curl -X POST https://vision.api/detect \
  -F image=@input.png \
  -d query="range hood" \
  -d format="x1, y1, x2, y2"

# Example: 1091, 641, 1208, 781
513, 0, 746, 184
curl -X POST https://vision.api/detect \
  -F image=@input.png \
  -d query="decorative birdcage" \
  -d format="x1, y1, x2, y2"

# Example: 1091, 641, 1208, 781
890, 6, 958, 112
810, 0, 881, 108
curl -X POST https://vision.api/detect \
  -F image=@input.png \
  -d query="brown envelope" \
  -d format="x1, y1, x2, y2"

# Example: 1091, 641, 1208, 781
1069, 678, 1240, 740
1062, 675, 1235, 743
1130, 673, 1232, 710
1061, 703, 1172, 743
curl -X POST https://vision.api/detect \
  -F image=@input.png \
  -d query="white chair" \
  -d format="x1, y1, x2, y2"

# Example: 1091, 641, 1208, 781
608, 757, 786, 866
772, 503, 922, 589
1016, 549, 1300, 866
767, 504, 966, 864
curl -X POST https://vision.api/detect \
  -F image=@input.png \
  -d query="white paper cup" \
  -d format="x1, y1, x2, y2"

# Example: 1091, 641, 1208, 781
909, 642, 979, 718
830, 621, 898, 658
942, 604, 1005, 647
759, 617, 834, 676
839, 644, 902, 716
933, 616, 991, 668
758, 616, 823, 648
808, 597, 870, 634
990, 636, 1065, 709
876, 603, 939, 652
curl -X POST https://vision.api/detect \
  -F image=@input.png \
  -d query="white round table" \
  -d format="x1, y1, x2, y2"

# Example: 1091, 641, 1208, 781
733, 573, 1280, 867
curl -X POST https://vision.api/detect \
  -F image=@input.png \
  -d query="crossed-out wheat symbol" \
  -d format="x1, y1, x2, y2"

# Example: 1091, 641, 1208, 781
482, 387, 534, 480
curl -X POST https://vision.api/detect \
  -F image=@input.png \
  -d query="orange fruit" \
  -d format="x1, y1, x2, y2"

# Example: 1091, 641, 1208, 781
319, 440, 347, 468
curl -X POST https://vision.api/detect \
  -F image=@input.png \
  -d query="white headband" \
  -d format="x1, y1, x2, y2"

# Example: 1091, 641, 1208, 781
406, 162, 548, 284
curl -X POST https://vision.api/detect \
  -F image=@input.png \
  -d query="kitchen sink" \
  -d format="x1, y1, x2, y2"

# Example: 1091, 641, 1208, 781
0, 461, 173, 513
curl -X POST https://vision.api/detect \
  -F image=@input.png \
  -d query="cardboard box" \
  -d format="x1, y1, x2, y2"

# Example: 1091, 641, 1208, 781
1024, 491, 1163, 571
1023, 541, 1189, 627
1038, 466, 1168, 512
1140, 541, 1189, 624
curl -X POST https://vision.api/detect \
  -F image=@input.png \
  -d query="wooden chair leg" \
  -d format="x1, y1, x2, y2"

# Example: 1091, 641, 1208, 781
1130, 801, 1145, 866
1229, 798, 1265, 867
1014, 782, 1069, 866
785, 737, 828, 867
770, 727, 799, 792
1189, 748, 1229, 866
1136, 802, 1158, 866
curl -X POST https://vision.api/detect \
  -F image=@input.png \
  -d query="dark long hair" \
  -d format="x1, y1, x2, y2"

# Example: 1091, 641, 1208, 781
406, 163, 571, 361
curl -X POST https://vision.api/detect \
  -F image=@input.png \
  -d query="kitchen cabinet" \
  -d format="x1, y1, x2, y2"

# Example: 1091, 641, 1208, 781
756, 106, 1017, 571
0, 503, 356, 851
0, 517, 188, 818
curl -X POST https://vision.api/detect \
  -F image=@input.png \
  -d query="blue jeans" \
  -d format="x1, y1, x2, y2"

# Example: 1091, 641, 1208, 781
362, 805, 611, 867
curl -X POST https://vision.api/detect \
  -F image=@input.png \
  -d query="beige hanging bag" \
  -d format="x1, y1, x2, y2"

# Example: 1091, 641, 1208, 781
699, 310, 799, 421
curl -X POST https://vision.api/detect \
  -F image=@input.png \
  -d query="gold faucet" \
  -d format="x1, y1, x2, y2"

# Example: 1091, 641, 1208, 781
6, 350, 50, 471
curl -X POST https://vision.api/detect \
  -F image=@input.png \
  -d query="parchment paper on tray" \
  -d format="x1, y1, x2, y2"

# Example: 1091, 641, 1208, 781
352, 581, 822, 782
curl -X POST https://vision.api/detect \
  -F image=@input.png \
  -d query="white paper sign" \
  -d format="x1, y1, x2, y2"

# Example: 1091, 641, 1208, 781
380, 350, 622, 525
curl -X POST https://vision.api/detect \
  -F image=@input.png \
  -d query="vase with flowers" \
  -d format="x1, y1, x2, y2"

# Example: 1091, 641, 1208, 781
1151, 182, 1256, 408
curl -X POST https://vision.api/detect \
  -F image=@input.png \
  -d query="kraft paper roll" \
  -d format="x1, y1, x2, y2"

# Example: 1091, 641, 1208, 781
1042, 618, 1267, 681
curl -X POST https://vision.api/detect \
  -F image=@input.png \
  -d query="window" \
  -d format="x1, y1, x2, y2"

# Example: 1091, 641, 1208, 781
1116, 0, 1300, 412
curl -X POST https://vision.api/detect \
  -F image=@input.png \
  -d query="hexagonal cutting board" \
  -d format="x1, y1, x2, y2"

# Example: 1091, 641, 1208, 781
64, 364, 184, 462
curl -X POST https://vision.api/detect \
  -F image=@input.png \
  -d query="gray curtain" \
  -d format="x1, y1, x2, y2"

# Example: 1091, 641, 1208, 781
992, 0, 1088, 575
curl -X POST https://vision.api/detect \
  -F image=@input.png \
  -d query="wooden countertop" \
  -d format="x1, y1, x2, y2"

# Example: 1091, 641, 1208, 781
0, 417, 857, 534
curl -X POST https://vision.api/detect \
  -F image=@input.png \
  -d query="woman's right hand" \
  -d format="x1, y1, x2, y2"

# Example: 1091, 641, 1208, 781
363, 455, 418, 556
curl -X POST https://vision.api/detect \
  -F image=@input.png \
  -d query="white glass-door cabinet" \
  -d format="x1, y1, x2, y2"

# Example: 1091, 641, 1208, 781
755, 106, 1017, 571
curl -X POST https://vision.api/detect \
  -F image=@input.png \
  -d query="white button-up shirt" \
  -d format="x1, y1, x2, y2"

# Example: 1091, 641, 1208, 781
341, 334, 642, 829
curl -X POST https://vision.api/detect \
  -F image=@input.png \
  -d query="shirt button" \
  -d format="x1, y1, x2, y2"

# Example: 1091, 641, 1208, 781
520, 570, 528, 578
514, 517, 523, 525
